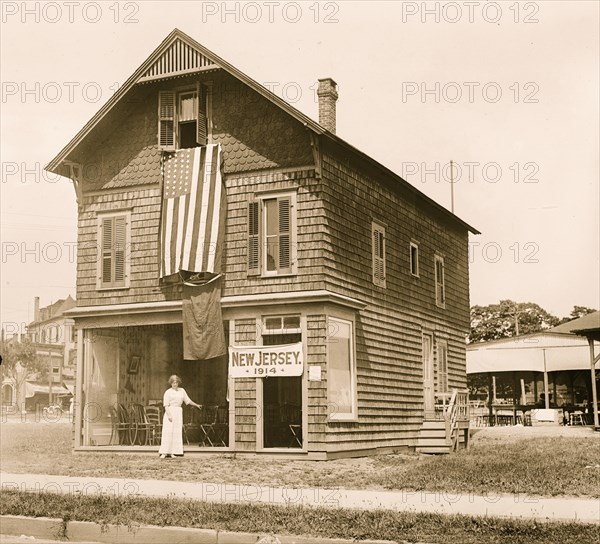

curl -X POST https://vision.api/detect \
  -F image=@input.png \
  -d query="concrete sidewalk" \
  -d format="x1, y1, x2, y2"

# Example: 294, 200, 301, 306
2, 472, 599, 524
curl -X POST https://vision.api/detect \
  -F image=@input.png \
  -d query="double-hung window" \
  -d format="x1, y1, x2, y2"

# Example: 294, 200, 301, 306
247, 192, 297, 277
158, 83, 210, 151
434, 254, 445, 308
97, 211, 130, 290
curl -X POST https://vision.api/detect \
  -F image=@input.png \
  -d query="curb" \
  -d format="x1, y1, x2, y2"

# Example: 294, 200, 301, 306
0, 515, 399, 544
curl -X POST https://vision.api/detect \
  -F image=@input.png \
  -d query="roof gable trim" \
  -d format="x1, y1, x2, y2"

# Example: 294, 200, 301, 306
139, 38, 217, 82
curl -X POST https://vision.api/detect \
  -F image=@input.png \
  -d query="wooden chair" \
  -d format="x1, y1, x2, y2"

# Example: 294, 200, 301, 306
129, 403, 154, 445
109, 403, 133, 445
199, 405, 219, 447
212, 405, 229, 447
144, 405, 163, 445
183, 404, 201, 445
281, 403, 302, 448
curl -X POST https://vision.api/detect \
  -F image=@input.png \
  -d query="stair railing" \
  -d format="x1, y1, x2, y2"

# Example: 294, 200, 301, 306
444, 389, 470, 451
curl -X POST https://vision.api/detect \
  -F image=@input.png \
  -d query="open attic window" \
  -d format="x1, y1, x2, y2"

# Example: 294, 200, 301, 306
158, 83, 210, 151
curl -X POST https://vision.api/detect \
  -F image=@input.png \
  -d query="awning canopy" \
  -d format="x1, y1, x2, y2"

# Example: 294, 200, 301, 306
25, 382, 71, 398
467, 333, 595, 374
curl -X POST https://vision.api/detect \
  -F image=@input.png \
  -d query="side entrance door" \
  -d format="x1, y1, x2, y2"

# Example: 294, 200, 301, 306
422, 333, 435, 415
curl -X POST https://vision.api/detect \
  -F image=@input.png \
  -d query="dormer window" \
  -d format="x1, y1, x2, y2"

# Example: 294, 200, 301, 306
158, 84, 210, 151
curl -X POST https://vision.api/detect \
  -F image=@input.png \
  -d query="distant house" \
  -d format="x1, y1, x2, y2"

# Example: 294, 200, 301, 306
21, 296, 76, 410
46, 29, 477, 457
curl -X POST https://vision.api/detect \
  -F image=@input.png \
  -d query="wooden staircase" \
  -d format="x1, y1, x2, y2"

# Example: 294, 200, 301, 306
415, 389, 470, 455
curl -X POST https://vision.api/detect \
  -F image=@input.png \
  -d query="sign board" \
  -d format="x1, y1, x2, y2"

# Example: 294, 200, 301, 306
229, 343, 303, 378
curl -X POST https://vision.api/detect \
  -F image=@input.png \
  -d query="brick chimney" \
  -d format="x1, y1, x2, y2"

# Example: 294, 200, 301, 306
317, 78, 338, 134
34, 296, 40, 323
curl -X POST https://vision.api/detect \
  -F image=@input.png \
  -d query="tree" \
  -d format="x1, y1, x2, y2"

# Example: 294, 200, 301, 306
559, 305, 597, 324
0, 338, 47, 412
469, 300, 560, 343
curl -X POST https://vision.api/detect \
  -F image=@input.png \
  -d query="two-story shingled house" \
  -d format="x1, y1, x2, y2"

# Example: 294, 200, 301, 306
47, 29, 477, 457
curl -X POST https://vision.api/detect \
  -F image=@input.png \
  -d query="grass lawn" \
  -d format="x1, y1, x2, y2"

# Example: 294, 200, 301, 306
2, 489, 598, 544
1, 420, 599, 498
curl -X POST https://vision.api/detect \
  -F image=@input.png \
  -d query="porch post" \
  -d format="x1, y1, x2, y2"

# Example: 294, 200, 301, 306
589, 338, 599, 429
543, 349, 550, 409
487, 373, 494, 426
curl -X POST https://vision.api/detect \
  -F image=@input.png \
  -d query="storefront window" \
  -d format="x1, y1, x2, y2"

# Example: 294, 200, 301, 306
327, 317, 356, 420
80, 324, 229, 448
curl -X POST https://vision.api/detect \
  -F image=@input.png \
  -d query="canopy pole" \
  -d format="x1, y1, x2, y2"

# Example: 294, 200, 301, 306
589, 338, 599, 429
487, 373, 494, 426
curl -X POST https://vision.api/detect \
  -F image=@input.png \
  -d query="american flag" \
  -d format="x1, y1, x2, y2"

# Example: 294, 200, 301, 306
160, 144, 223, 278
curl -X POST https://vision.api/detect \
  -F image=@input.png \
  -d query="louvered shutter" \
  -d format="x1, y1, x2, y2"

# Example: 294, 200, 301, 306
372, 225, 385, 287
158, 91, 175, 150
101, 217, 113, 285
278, 198, 291, 271
438, 342, 448, 393
114, 216, 127, 286
247, 200, 260, 275
197, 83, 208, 146
436, 258, 445, 306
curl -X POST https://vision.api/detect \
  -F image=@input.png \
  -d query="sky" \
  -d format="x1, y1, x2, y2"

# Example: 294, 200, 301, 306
1, 0, 599, 337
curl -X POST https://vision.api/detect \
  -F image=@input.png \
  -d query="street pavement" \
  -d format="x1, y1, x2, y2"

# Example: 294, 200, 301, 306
2, 472, 599, 524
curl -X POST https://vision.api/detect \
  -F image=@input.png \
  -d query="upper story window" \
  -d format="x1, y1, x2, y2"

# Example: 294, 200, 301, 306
158, 83, 210, 151
97, 211, 131, 290
434, 254, 446, 308
410, 241, 420, 277
247, 192, 297, 277
372, 222, 386, 288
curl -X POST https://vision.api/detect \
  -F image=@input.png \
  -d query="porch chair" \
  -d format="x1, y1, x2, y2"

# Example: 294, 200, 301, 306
109, 403, 133, 446
183, 404, 201, 445
144, 405, 163, 445
281, 403, 302, 448
129, 403, 154, 445
198, 405, 219, 447
212, 405, 229, 447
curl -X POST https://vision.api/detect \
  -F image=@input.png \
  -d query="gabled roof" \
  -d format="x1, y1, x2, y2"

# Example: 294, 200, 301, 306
29, 295, 76, 327
46, 28, 479, 234
549, 311, 600, 341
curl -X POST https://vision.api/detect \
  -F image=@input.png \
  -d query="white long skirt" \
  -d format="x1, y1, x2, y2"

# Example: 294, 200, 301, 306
159, 406, 184, 455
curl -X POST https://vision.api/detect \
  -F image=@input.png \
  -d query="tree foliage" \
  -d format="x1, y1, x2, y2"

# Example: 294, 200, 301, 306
559, 305, 597, 324
0, 339, 47, 408
469, 300, 560, 343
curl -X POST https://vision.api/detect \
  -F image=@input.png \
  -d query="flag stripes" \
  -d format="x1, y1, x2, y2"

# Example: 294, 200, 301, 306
160, 144, 223, 278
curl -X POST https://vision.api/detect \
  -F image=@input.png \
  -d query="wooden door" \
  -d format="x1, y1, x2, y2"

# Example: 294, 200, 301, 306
422, 333, 435, 413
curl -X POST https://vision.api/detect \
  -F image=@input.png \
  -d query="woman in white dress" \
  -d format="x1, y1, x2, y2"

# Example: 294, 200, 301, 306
159, 375, 201, 458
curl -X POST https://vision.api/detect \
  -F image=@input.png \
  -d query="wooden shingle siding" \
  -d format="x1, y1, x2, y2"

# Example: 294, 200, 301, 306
306, 314, 327, 451
233, 318, 257, 450
319, 150, 470, 451
75, 74, 318, 307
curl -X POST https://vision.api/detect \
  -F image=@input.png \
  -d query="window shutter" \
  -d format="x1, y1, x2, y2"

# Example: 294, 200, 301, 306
435, 257, 445, 306
114, 216, 127, 285
278, 198, 291, 270
101, 217, 113, 285
247, 200, 260, 275
372, 225, 385, 286
197, 83, 208, 146
438, 342, 448, 393
158, 91, 175, 150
